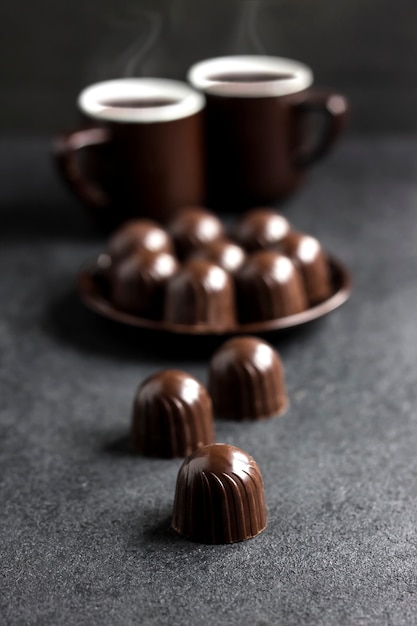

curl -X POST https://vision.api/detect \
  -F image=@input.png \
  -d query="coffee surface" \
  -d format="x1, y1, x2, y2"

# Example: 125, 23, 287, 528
207, 71, 294, 83
100, 97, 178, 108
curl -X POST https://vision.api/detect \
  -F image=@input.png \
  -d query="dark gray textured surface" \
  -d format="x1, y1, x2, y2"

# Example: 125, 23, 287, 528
2, 136, 417, 625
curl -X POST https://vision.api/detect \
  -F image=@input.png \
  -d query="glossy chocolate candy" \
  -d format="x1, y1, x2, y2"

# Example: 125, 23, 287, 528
190, 239, 246, 273
110, 250, 178, 317
280, 231, 332, 305
172, 443, 267, 543
236, 250, 307, 322
107, 219, 174, 263
164, 258, 236, 328
209, 336, 288, 420
167, 207, 225, 259
131, 370, 214, 458
233, 208, 290, 252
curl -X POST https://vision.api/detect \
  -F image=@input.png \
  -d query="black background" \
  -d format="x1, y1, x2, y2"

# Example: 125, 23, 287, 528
2, 0, 417, 133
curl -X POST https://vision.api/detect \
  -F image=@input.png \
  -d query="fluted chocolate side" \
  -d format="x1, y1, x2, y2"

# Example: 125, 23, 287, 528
172, 444, 267, 544
236, 250, 307, 323
164, 259, 236, 328
131, 370, 214, 458
281, 231, 332, 305
110, 250, 178, 318
209, 336, 287, 420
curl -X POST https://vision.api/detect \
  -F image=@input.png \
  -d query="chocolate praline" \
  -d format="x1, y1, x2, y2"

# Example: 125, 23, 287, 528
190, 239, 246, 273
164, 258, 236, 328
280, 231, 332, 305
107, 219, 174, 263
172, 443, 267, 544
236, 250, 307, 322
110, 250, 178, 318
167, 207, 225, 259
131, 370, 214, 458
209, 336, 288, 420
233, 208, 290, 252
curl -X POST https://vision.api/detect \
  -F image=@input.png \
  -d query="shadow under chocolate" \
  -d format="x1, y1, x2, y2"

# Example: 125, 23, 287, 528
43, 266, 327, 367
43, 288, 241, 361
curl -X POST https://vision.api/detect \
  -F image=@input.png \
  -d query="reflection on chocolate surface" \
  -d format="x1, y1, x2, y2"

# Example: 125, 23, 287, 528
107, 219, 174, 263
131, 370, 214, 458
164, 258, 236, 328
233, 209, 290, 252
209, 336, 288, 420
280, 231, 332, 305
168, 207, 224, 259
110, 250, 178, 317
190, 239, 246, 273
236, 250, 307, 322
172, 443, 267, 543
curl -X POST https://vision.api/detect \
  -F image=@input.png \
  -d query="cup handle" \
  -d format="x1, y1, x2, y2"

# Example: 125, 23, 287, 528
293, 91, 349, 167
53, 127, 111, 208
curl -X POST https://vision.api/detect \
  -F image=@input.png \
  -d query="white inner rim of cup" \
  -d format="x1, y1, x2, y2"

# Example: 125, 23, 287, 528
187, 56, 313, 97
78, 79, 205, 123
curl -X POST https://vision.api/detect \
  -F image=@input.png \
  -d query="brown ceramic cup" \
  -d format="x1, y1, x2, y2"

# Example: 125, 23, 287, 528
187, 55, 348, 210
53, 79, 206, 228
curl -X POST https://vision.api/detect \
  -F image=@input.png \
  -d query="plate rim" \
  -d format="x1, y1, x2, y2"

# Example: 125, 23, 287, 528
77, 255, 352, 336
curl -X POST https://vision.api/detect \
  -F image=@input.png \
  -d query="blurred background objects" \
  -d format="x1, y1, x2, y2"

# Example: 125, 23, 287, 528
1, 0, 415, 133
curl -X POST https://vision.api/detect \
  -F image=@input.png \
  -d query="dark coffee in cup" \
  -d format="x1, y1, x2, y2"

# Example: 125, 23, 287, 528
207, 71, 294, 83
54, 79, 206, 228
99, 97, 178, 109
188, 55, 348, 210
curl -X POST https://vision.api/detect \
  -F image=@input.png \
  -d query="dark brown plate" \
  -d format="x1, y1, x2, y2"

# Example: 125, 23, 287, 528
77, 256, 351, 336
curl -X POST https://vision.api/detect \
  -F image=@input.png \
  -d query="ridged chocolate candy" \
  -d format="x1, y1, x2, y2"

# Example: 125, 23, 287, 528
281, 231, 332, 305
209, 337, 288, 420
107, 219, 174, 263
172, 443, 267, 543
190, 239, 246, 273
233, 209, 290, 252
164, 259, 236, 328
236, 250, 307, 322
110, 250, 178, 317
168, 207, 225, 259
131, 370, 214, 458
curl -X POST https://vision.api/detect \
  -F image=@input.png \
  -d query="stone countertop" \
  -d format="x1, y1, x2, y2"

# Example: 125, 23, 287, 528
1, 136, 417, 626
